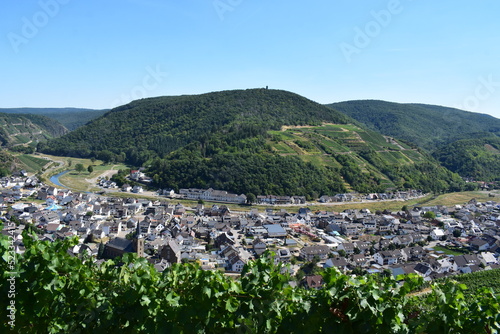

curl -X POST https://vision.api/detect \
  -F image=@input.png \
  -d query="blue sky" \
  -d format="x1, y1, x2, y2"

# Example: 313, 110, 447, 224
1, 0, 500, 119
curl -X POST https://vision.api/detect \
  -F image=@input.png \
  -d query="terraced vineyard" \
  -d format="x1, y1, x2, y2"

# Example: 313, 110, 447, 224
0, 113, 67, 147
16, 154, 51, 173
268, 123, 428, 191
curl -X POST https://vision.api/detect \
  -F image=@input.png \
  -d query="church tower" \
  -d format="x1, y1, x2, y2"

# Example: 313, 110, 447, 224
134, 221, 145, 257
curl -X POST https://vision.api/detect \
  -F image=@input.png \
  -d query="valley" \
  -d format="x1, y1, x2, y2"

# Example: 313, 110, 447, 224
2, 90, 500, 334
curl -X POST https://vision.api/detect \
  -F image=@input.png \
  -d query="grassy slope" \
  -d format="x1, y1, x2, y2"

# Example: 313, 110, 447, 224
16, 155, 51, 173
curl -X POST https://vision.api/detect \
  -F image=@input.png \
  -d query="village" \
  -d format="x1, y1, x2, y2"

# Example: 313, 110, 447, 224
2, 171, 500, 289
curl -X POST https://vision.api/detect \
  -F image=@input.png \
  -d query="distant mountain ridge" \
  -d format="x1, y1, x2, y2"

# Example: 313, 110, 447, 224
0, 108, 108, 131
39, 89, 467, 196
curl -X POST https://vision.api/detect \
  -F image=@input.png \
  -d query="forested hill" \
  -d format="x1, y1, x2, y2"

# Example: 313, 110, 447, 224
434, 137, 500, 181
327, 100, 500, 151
39, 89, 351, 160
0, 113, 67, 148
0, 108, 108, 131
39, 89, 466, 196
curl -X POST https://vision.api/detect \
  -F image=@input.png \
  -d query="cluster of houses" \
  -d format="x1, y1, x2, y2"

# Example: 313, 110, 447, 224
97, 179, 144, 194
178, 188, 247, 204
318, 190, 423, 203
158, 188, 424, 205
2, 173, 500, 288
129, 169, 152, 183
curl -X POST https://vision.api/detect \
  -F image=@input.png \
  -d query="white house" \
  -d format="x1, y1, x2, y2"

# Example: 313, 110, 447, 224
132, 185, 144, 194
430, 228, 445, 240
480, 252, 498, 265
374, 250, 400, 266
228, 255, 246, 272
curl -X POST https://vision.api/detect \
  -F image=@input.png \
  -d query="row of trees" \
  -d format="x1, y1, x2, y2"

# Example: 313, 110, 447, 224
147, 149, 347, 198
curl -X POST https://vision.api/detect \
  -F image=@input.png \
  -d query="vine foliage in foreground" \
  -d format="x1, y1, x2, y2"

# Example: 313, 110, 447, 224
1, 228, 499, 333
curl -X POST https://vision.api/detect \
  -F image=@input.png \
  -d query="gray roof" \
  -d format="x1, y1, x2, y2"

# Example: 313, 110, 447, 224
413, 263, 431, 275
454, 254, 480, 267
263, 224, 286, 236
106, 237, 134, 252
167, 239, 181, 254
324, 257, 348, 268
301, 245, 330, 255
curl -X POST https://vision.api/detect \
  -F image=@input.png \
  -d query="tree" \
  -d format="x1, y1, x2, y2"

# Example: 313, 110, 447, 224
382, 269, 392, 278
423, 211, 436, 219
91, 157, 96, 164
453, 229, 462, 238
246, 193, 256, 204
351, 267, 367, 276
75, 163, 85, 174
88, 165, 94, 174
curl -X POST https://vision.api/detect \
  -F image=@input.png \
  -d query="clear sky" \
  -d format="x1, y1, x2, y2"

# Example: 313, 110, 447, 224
1, 0, 500, 119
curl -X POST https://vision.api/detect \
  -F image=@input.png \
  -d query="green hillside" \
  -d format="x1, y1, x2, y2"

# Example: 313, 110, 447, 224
0, 113, 67, 148
327, 100, 500, 151
265, 123, 456, 192
434, 137, 500, 181
0, 108, 108, 131
0, 150, 18, 177
327, 100, 500, 181
39, 89, 466, 196
0, 150, 52, 176
39, 89, 350, 160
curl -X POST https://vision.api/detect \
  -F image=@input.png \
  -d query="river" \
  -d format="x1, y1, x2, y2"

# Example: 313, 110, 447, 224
49, 170, 71, 188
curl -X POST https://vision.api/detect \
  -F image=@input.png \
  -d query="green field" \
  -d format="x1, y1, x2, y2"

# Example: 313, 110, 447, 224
17, 154, 50, 172
419, 191, 499, 207
433, 245, 468, 256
